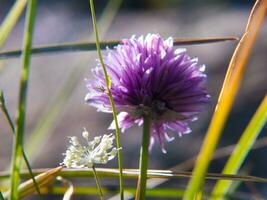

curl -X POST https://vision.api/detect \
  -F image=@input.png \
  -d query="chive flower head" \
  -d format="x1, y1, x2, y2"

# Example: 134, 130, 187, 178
85, 34, 209, 152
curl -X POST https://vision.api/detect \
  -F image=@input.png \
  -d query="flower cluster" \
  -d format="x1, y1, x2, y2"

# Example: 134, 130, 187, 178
85, 34, 209, 152
62, 129, 117, 168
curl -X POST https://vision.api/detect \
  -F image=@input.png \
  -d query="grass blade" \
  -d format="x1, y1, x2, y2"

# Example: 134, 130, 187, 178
212, 95, 267, 198
9, 0, 37, 199
0, 192, 4, 200
89, 0, 124, 198
0, 91, 15, 131
4, 167, 62, 199
0, 91, 42, 197
56, 176, 74, 200
0, 0, 27, 48
183, 1, 267, 199
1, 186, 186, 198
1, 168, 267, 183
0, 37, 238, 59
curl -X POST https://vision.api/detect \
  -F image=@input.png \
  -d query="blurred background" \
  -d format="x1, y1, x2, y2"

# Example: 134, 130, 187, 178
0, 0, 266, 199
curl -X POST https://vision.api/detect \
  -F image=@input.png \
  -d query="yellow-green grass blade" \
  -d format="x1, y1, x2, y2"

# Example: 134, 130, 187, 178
0, 91, 42, 197
0, 0, 27, 48
119, 137, 267, 200
183, 0, 267, 199
0, 186, 186, 198
0, 37, 238, 59
1, 168, 267, 183
212, 95, 267, 198
9, 0, 36, 199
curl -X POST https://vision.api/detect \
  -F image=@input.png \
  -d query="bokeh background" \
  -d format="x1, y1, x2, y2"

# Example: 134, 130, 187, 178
0, 0, 266, 199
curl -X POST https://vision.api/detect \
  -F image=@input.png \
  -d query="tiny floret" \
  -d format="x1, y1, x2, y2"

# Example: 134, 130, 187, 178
85, 33, 209, 152
62, 129, 117, 168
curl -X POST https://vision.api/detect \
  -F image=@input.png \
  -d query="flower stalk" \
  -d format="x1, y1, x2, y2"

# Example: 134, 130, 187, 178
92, 165, 104, 200
135, 117, 151, 200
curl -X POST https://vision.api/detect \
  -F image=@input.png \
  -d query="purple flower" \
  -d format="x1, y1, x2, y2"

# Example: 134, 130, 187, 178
85, 34, 209, 152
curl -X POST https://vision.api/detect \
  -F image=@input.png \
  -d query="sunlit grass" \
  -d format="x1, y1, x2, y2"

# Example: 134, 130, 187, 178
0, 0, 27, 48
9, 0, 37, 199
0, 0, 266, 199
183, 0, 267, 199
212, 95, 267, 198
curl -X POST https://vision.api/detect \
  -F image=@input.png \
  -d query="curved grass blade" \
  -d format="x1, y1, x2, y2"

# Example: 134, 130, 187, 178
9, 0, 37, 199
4, 167, 62, 199
56, 176, 74, 200
0, 0, 27, 48
183, 1, 267, 199
0, 91, 42, 197
0, 37, 238, 59
89, 0, 124, 198
212, 95, 267, 198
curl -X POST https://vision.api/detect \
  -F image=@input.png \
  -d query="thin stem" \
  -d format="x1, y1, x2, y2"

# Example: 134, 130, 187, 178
0, 91, 15, 131
0, 37, 238, 59
135, 117, 151, 200
1, 92, 42, 197
9, 0, 36, 199
92, 166, 104, 200
89, 0, 124, 199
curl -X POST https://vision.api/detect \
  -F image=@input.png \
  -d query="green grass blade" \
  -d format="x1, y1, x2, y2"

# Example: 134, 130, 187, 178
89, 0, 124, 198
0, 91, 15, 131
0, 37, 238, 59
212, 95, 267, 198
0, 91, 42, 197
0, 192, 4, 200
0, 0, 27, 48
183, 1, 267, 199
9, 0, 36, 199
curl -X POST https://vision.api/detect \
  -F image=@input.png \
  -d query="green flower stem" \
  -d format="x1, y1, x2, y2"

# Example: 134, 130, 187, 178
135, 117, 151, 200
89, 0, 124, 199
0, 91, 42, 198
9, 0, 36, 199
92, 166, 104, 200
